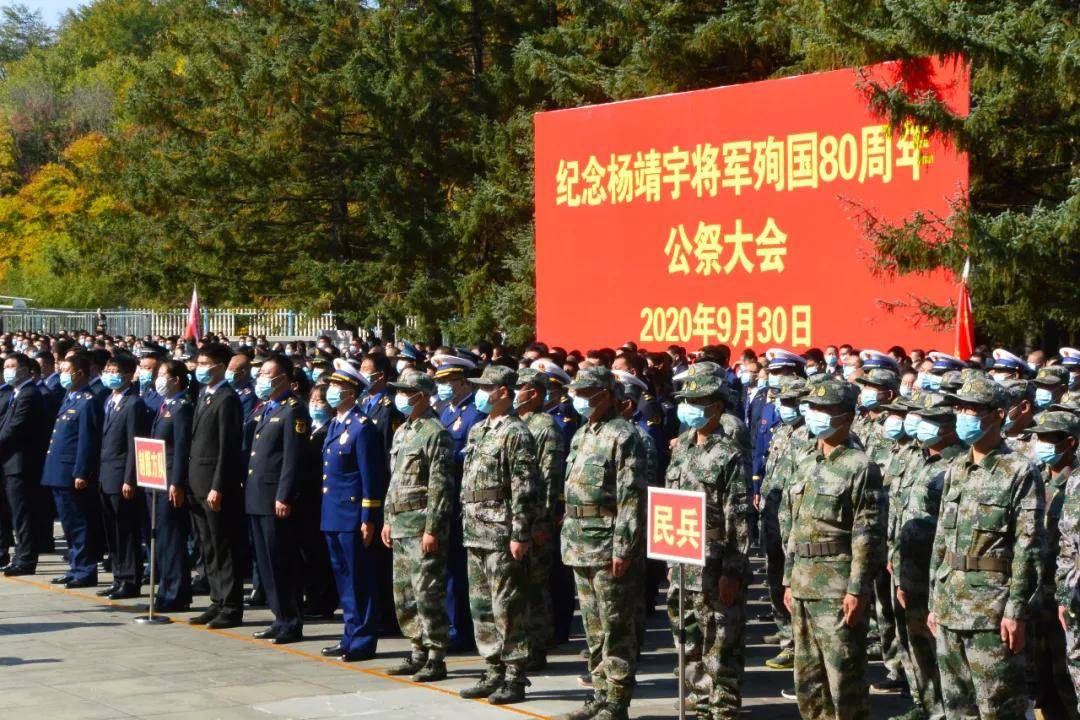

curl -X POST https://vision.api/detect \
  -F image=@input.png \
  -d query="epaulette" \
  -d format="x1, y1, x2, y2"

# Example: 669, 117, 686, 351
288, 397, 297, 406
242, 387, 251, 395
381, 396, 391, 406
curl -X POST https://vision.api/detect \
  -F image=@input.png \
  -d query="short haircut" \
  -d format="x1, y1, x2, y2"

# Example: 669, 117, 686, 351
106, 353, 137, 375
198, 342, 232, 366
64, 353, 91, 376
363, 352, 391, 376
89, 348, 111, 371
6, 352, 32, 372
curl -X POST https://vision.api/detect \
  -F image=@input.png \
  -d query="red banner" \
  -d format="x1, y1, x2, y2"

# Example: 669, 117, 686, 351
647, 487, 706, 566
134, 437, 168, 491
534, 57, 969, 351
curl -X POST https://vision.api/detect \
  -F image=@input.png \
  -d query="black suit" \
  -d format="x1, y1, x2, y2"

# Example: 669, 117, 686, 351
150, 394, 193, 608
187, 382, 245, 619
99, 387, 151, 585
0, 384, 13, 555
298, 422, 336, 614
0, 380, 47, 568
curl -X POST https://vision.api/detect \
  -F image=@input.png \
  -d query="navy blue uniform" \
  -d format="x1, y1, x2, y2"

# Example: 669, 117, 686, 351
322, 406, 387, 657
99, 386, 151, 587
232, 381, 257, 421
41, 387, 103, 582
751, 401, 780, 494
149, 393, 193, 609
299, 422, 336, 615
440, 393, 486, 650
246, 394, 308, 637
0, 380, 47, 569
544, 394, 578, 644
140, 385, 164, 414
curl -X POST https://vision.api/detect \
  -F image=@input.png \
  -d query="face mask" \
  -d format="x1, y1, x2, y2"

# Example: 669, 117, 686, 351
1035, 440, 1064, 467
805, 408, 841, 439
249, 367, 259, 380
436, 383, 454, 402
767, 374, 782, 389
738, 371, 753, 386
254, 375, 275, 400
326, 385, 345, 408
2, 368, 16, 385
138, 368, 153, 387
805, 365, 820, 377
165, 344, 174, 352
1027, 362, 1040, 373
990, 372, 1008, 385
1034, 388, 1053, 409
60, 372, 74, 390
1003, 409, 1018, 432
883, 415, 906, 440
778, 404, 799, 424
917, 419, 943, 444
155, 376, 170, 396
101, 372, 125, 391
572, 393, 595, 419
394, 393, 413, 415
512, 389, 530, 411
903, 413, 922, 438
859, 388, 879, 409
842, 365, 856, 380
677, 402, 708, 429
303, 368, 313, 381
925, 374, 942, 391
284, 349, 294, 357
312, 368, 323, 382
309, 404, 329, 424
224, 370, 237, 385
475, 388, 494, 414
956, 413, 989, 446
360, 371, 374, 385
825, 355, 838, 368
899, 385, 913, 398
396, 360, 409, 374
194, 366, 213, 385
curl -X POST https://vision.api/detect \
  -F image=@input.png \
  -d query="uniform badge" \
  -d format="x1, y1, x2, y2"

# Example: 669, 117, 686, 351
340, 430, 349, 445
453, 417, 463, 432
163, 411, 172, 418
295, 419, 308, 433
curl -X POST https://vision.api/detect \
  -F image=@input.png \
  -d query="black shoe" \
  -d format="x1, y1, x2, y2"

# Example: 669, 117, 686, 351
191, 577, 210, 595
65, 577, 98, 589
189, 609, 219, 625
386, 655, 426, 676
321, 644, 346, 658
51, 575, 73, 585
340, 650, 375, 662
270, 631, 302, 645
871, 677, 908, 695
207, 615, 242, 629
561, 694, 606, 720
0, 553, 10, 568
96, 583, 120, 597
154, 600, 190, 612
412, 659, 447, 682
109, 584, 140, 600
459, 674, 504, 699
3, 565, 35, 576
488, 680, 528, 705
245, 591, 266, 608
303, 609, 335, 621
252, 627, 278, 640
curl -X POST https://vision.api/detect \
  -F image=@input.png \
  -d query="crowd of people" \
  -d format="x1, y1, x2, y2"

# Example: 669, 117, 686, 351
0, 328, 1079, 720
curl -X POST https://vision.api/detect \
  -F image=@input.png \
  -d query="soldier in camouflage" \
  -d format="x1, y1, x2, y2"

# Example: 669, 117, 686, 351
1001, 379, 1038, 459
1051, 411, 1080, 716
782, 376, 883, 720
559, 366, 647, 720
1033, 366, 1070, 415
381, 369, 455, 682
513, 367, 566, 671
665, 373, 752, 720
928, 377, 1045, 720
457, 364, 540, 705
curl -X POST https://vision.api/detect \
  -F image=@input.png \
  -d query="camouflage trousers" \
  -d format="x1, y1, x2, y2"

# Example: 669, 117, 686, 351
891, 584, 943, 719
391, 535, 450, 658
466, 545, 528, 679
692, 584, 747, 720
668, 582, 705, 697
792, 597, 869, 720
762, 492, 792, 648
574, 563, 639, 705
1066, 612, 1080, 717
936, 626, 1028, 720
527, 536, 554, 654
1032, 613, 1079, 719
872, 566, 903, 679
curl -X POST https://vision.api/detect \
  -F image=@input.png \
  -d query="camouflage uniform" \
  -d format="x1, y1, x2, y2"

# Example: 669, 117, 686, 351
930, 379, 1045, 720
562, 367, 647, 714
385, 374, 455, 663
1055, 445, 1080, 716
665, 374, 752, 720
460, 366, 539, 686
783, 377, 883, 720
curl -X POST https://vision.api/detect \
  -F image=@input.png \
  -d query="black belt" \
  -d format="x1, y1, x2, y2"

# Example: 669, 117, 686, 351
387, 497, 428, 514
566, 504, 616, 519
795, 540, 849, 558
944, 551, 1008, 573
461, 488, 505, 504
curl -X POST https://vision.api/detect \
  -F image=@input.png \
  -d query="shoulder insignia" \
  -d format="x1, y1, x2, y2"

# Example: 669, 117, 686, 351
288, 397, 297, 406
242, 387, 251, 395
357, 415, 367, 423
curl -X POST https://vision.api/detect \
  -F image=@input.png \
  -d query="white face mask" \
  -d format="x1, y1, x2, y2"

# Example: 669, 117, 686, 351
155, 376, 170, 396
396, 360, 409, 374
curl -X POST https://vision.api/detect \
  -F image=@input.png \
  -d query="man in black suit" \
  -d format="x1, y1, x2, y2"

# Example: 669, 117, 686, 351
96, 353, 151, 599
187, 343, 245, 628
247, 354, 309, 644
0, 353, 47, 575
0, 379, 12, 567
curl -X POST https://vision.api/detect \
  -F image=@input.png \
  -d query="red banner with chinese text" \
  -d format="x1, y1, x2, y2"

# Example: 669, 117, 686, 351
534, 57, 969, 351
134, 437, 168, 491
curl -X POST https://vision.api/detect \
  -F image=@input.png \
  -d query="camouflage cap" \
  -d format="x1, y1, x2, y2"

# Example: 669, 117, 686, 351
389, 368, 436, 395
568, 365, 616, 392
686, 361, 723, 378
1029, 410, 1080, 437
907, 390, 955, 419
1000, 378, 1034, 405
777, 376, 809, 401
674, 373, 727, 402
806, 376, 858, 410
515, 367, 547, 389
946, 376, 1009, 411
468, 364, 518, 389
1033, 366, 1070, 388
855, 368, 899, 391
939, 370, 967, 393
1051, 391, 1080, 416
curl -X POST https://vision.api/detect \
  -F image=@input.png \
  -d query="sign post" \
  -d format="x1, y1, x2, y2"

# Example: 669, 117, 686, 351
132, 437, 170, 625
647, 486, 707, 720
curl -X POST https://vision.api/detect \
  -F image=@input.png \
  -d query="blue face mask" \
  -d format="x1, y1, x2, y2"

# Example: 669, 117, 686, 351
899, 385, 913, 398
394, 393, 413, 416
738, 371, 753, 386
903, 413, 922, 438
798, 402, 809, 418
3, 368, 17, 385
249, 367, 259, 380
312, 368, 323, 382
572, 393, 595, 419
254, 375, 275, 400
194, 366, 213, 385
805, 366, 820, 377
883, 415, 906, 440
805, 408, 841, 439
825, 355, 838, 368
1034, 388, 1054, 409
475, 388, 494, 414
1002, 410, 1017, 432
842, 365, 856, 380
138, 368, 153, 387
925, 374, 943, 391
101, 372, 125, 391
1035, 440, 1064, 467
677, 402, 708, 429
859, 388, 880, 409
60, 372, 74, 390
956, 413, 989, 446
436, 383, 454, 402
916, 419, 944, 444
778, 404, 799, 424
303, 368, 313, 381
767, 374, 782, 390
224, 370, 237, 386
309, 405, 329, 424
326, 385, 345, 408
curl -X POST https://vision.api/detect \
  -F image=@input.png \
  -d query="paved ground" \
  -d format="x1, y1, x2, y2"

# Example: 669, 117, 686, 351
0, 550, 910, 719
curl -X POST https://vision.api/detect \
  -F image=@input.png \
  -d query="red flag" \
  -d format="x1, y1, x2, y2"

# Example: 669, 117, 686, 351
954, 259, 974, 360
183, 285, 201, 341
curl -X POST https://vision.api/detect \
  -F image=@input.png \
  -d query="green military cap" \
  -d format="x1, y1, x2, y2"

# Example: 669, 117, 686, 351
777, 376, 808, 401
938, 370, 967, 393
515, 367, 547, 389
1000, 378, 1034, 405
1029, 410, 1080, 436
946, 376, 1008, 411
1050, 390, 1080, 416
568, 365, 615, 392
681, 361, 723, 379
879, 397, 915, 413
806, 376, 858, 410
1033, 366, 1070, 388
469, 364, 517, 389
855, 368, 899, 391
389, 368, 436, 395
674, 373, 726, 401
907, 390, 955, 419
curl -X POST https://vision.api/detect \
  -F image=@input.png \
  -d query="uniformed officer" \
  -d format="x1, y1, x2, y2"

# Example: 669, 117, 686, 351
782, 376, 883, 720
1033, 366, 1070, 413
381, 369, 454, 682
1050, 412, 1080, 714
247, 354, 309, 644
320, 360, 387, 661
297, 384, 336, 618
226, 350, 258, 420
919, 352, 966, 392
534, 358, 580, 453
561, 366, 647, 720
0, 352, 47, 576
928, 377, 1044, 720
990, 348, 1030, 384
136, 346, 165, 414
1062, 348, 1080, 393
41, 352, 103, 588
457, 364, 539, 705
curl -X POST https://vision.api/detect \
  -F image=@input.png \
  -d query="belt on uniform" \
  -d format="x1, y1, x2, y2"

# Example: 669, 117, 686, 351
461, 488, 506, 504
706, 528, 721, 540
794, 540, 849, 558
944, 551, 1009, 573
387, 497, 428, 514
565, 504, 616, 519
